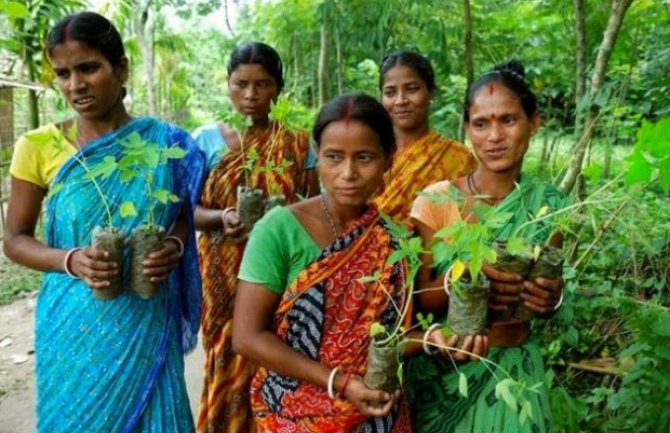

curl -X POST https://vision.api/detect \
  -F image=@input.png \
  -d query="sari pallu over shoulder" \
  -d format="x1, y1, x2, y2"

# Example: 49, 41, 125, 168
374, 131, 475, 221
406, 176, 569, 433
196, 123, 312, 433
250, 206, 412, 433
38, 117, 204, 433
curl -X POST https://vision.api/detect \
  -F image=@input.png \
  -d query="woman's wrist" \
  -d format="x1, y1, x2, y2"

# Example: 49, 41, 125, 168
221, 207, 235, 232
63, 247, 81, 279
165, 236, 185, 257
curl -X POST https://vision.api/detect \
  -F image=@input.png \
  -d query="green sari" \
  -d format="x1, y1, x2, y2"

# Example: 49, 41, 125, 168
407, 176, 569, 433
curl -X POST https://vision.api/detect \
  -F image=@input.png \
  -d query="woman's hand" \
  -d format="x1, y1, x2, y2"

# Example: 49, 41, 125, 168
142, 238, 182, 283
425, 326, 488, 361
69, 247, 118, 290
342, 376, 400, 417
222, 208, 247, 241
520, 276, 564, 315
483, 264, 524, 312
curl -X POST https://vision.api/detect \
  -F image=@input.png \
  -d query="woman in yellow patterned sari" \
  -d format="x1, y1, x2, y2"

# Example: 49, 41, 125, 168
374, 51, 476, 221
194, 42, 318, 433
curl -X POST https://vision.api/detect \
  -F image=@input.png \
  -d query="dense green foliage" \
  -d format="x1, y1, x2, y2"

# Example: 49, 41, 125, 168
1, 1, 669, 431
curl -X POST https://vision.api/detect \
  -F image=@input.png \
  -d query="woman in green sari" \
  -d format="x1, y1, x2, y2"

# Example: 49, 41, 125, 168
406, 61, 568, 433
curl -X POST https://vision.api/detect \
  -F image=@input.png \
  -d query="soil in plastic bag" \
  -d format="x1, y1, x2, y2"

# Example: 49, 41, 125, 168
130, 225, 165, 299
514, 244, 565, 321
363, 341, 402, 395
491, 240, 533, 321
91, 226, 125, 300
447, 273, 490, 336
237, 186, 265, 230
264, 194, 286, 213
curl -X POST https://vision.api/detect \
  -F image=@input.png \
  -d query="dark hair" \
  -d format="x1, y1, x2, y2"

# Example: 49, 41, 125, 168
46, 12, 125, 67
312, 93, 396, 159
379, 51, 436, 93
463, 60, 538, 122
227, 42, 284, 94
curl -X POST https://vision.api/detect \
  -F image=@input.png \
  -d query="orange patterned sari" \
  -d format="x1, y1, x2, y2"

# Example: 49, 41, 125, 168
197, 123, 312, 433
374, 131, 475, 221
251, 205, 412, 433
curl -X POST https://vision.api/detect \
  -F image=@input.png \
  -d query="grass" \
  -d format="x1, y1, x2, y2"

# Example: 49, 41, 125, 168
0, 254, 41, 305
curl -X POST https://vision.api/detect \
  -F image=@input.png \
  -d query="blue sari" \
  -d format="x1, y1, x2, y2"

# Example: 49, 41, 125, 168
37, 117, 205, 432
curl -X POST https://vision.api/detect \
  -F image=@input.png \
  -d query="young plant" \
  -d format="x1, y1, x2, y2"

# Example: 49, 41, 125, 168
49, 124, 125, 300
361, 214, 545, 426
361, 214, 426, 393
88, 131, 185, 299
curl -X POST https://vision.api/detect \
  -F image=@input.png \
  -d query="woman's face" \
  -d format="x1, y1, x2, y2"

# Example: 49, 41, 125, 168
317, 119, 387, 209
50, 40, 127, 121
464, 82, 540, 174
381, 65, 432, 132
227, 64, 278, 123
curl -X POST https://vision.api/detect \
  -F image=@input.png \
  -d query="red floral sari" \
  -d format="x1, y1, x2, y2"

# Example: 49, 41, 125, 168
251, 205, 412, 433
197, 123, 312, 433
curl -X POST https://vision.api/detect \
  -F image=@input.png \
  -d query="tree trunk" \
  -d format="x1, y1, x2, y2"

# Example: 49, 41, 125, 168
137, 5, 156, 115
559, 0, 633, 194
22, 39, 39, 128
318, 0, 330, 106
335, 21, 343, 95
573, 0, 587, 132
463, 0, 474, 88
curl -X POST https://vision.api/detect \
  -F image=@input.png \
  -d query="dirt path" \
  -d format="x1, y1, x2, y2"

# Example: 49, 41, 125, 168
0, 295, 204, 433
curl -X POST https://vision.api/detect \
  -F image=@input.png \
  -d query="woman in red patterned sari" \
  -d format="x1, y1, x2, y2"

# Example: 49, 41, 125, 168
194, 42, 318, 433
233, 94, 416, 432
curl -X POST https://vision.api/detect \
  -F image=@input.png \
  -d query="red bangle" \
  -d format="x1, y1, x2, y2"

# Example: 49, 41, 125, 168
337, 371, 353, 398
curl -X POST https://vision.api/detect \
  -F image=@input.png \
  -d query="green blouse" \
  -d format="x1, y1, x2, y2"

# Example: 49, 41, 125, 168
238, 206, 321, 295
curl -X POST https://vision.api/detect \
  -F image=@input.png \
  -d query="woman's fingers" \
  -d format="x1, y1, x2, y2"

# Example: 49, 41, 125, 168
345, 377, 398, 417
520, 279, 561, 314
471, 335, 488, 359
482, 264, 523, 283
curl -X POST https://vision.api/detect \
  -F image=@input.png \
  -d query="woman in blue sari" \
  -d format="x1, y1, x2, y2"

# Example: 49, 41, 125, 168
3, 12, 204, 433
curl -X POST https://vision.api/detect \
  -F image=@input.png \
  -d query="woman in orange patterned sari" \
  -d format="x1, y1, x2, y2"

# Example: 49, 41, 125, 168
194, 42, 318, 433
374, 51, 476, 221
233, 94, 418, 432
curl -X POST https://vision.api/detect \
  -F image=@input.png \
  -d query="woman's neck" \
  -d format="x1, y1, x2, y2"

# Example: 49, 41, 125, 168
322, 193, 366, 230
469, 167, 521, 204
250, 117, 271, 131
77, 107, 131, 143
394, 123, 430, 151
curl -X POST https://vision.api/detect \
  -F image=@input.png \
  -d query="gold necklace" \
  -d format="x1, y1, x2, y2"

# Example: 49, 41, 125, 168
467, 173, 505, 204
320, 195, 340, 237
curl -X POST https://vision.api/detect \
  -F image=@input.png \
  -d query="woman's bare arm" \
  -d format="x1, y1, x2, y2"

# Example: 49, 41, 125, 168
233, 280, 397, 416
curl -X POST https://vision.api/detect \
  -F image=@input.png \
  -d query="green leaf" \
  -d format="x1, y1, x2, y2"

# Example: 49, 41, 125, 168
370, 323, 386, 339
458, 372, 468, 398
387, 249, 406, 265
495, 378, 518, 411
0, 1, 30, 18
519, 400, 533, 425
486, 211, 514, 228
506, 237, 533, 258
651, 313, 670, 337
84, 156, 118, 180
164, 146, 186, 159
583, 163, 603, 183
120, 201, 137, 218
415, 312, 434, 331
153, 189, 171, 204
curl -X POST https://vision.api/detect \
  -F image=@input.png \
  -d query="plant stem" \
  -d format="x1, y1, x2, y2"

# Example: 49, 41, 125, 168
71, 153, 114, 227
